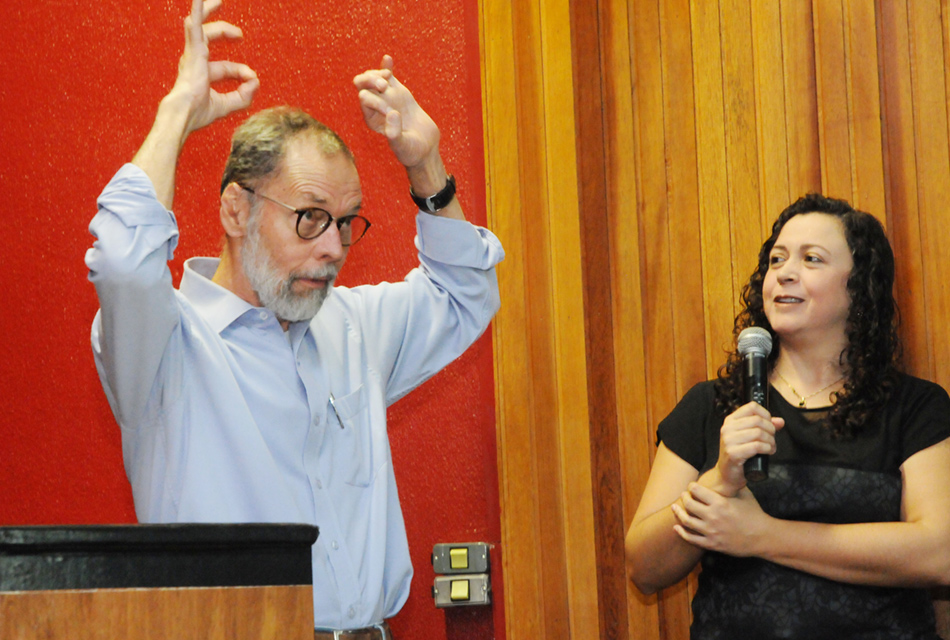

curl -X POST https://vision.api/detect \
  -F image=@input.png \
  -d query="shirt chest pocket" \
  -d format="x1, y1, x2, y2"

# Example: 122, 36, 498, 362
327, 385, 375, 487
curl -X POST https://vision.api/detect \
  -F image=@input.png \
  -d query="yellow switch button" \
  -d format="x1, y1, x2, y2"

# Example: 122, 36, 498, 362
449, 547, 469, 570
450, 579, 470, 601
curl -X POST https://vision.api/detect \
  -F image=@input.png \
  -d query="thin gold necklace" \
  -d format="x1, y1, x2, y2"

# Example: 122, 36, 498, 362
774, 372, 844, 408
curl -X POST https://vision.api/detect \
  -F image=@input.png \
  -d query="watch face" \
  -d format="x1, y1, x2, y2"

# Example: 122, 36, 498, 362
412, 175, 456, 212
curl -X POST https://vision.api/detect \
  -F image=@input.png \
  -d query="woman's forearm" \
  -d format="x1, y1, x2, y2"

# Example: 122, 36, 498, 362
626, 503, 704, 595
758, 518, 950, 587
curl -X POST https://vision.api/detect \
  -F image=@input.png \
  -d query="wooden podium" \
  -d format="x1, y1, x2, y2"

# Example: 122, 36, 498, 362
0, 524, 318, 640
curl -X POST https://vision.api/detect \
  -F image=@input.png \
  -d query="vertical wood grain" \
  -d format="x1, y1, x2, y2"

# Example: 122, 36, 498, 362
660, 0, 707, 404
908, 0, 950, 392
691, 0, 735, 377
600, 0, 657, 636
480, 0, 548, 636
572, 0, 630, 635
846, 0, 887, 215
878, 0, 930, 378
510, 0, 572, 631
481, 0, 950, 636
752, 0, 792, 218
814, 0, 854, 198
657, 0, 708, 631
482, 0, 600, 635
539, 0, 602, 629
629, 0, 693, 635
721, 0, 766, 304
782, 0, 823, 198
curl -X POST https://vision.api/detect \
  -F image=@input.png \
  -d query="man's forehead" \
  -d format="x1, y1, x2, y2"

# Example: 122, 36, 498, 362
272, 140, 361, 195
286, 137, 357, 169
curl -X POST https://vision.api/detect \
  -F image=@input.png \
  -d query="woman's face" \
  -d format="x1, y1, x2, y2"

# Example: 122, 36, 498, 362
762, 212, 854, 348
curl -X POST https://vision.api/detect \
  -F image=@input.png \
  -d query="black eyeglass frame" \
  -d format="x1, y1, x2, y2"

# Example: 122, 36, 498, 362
239, 184, 371, 245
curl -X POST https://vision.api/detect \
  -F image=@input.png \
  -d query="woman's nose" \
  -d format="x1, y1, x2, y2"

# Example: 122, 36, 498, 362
776, 260, 798, 282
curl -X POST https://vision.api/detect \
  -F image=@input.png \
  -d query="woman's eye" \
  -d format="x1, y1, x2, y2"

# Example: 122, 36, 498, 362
805, 254, 823, 264
769, 255, 784, 266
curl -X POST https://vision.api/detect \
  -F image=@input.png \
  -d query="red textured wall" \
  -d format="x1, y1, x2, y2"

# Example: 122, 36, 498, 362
0, 1, 503, 638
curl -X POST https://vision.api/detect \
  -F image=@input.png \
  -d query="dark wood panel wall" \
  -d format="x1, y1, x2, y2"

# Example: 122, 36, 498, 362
480, 0, 950, 637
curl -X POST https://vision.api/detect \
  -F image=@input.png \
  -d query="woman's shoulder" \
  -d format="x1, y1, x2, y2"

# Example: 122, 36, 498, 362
683, 378, 719, 398
886, 372, 950, 460
890, 371, 950, 407
666, 379, 720, 416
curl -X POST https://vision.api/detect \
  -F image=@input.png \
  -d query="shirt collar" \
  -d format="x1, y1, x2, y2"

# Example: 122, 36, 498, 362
180, 257, 260, 334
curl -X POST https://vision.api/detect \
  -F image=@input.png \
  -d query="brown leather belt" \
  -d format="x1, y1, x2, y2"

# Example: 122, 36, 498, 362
314, 622, 392, 640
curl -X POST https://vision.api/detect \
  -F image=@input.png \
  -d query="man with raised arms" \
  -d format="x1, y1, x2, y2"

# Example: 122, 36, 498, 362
86, 1, 503, 636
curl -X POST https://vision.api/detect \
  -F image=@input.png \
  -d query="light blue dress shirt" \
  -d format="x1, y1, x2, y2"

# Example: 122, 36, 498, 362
86, 164, 503, 628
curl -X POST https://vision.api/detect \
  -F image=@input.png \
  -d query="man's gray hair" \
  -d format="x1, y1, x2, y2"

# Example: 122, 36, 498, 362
220, 106, 354, 194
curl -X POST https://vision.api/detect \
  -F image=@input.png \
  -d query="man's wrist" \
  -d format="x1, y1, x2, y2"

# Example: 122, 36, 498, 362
153, 91, 201, 148
405, 151, 448, 196
411, 175, 456, 213
404, 152, 465, 220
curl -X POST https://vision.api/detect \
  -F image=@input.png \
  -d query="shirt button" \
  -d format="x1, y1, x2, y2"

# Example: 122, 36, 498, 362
331, 540, 339, 550
258, 310, 268, 320
314, 479, 322, 490
347, 606, 356, 619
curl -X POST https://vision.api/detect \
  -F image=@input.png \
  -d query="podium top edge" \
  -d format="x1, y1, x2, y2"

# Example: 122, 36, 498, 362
0, 524, 319, 551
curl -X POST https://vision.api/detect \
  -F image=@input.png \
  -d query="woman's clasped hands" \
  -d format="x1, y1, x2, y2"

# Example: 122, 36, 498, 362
671, 401, 784, 555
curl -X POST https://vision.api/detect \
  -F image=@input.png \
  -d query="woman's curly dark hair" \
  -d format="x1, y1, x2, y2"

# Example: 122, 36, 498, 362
713, 193, 900, 439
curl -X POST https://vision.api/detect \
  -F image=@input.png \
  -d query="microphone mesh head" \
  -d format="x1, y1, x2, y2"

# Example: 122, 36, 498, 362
737, 327, 772, 357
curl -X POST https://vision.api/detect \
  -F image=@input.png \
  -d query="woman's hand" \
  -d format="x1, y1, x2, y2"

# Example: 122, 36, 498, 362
671, 484, 771, 556
713, 401, 784, 495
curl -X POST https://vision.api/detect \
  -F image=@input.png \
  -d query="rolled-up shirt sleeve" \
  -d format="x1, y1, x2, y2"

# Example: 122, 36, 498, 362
340, 211, 504, 405
86, 164, 181, 430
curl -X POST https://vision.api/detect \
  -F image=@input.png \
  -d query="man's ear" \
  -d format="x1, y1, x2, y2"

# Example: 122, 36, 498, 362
220, 183, 251, 238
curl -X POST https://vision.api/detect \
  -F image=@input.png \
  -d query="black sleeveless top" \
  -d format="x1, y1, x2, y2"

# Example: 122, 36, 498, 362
658, 374, 950, 639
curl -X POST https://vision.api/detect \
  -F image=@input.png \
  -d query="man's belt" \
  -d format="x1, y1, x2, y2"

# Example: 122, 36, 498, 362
314, 622, 392, 640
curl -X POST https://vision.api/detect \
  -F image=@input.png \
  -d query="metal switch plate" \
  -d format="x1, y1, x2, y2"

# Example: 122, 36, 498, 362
432, 542, 490, 574
432, 574, 491, 608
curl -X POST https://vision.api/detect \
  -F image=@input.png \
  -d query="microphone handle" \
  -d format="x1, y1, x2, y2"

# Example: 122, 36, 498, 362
743, 353, 769, 482
744, 454, 768, 483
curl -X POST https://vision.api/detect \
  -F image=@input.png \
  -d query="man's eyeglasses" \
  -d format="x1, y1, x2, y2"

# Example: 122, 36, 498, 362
240, 185, 371, 245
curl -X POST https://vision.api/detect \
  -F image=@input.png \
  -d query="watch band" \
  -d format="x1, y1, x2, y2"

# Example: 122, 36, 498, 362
410, 174, 456, 213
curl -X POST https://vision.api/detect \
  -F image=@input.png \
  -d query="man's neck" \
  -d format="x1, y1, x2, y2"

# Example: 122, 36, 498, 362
212, 245, 262, 309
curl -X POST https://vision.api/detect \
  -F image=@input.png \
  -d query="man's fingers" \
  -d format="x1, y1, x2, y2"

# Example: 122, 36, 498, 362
354, 71, 391, 94
208, 60, 257, 84
213, 82, 259, 114
203, 21, 244, 42
384, 110, 402, 141
187, 0, 204, 38
235, 77, 260, 104
357, 89, 391, 118
185, 0, 227, 44
198, 0, 224, 20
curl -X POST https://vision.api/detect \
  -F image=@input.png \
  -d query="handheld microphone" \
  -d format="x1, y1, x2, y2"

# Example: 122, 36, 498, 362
737, 327, 772, 482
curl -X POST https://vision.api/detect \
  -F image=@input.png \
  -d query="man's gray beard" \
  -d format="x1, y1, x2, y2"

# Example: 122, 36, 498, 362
241, 221, 338, 323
